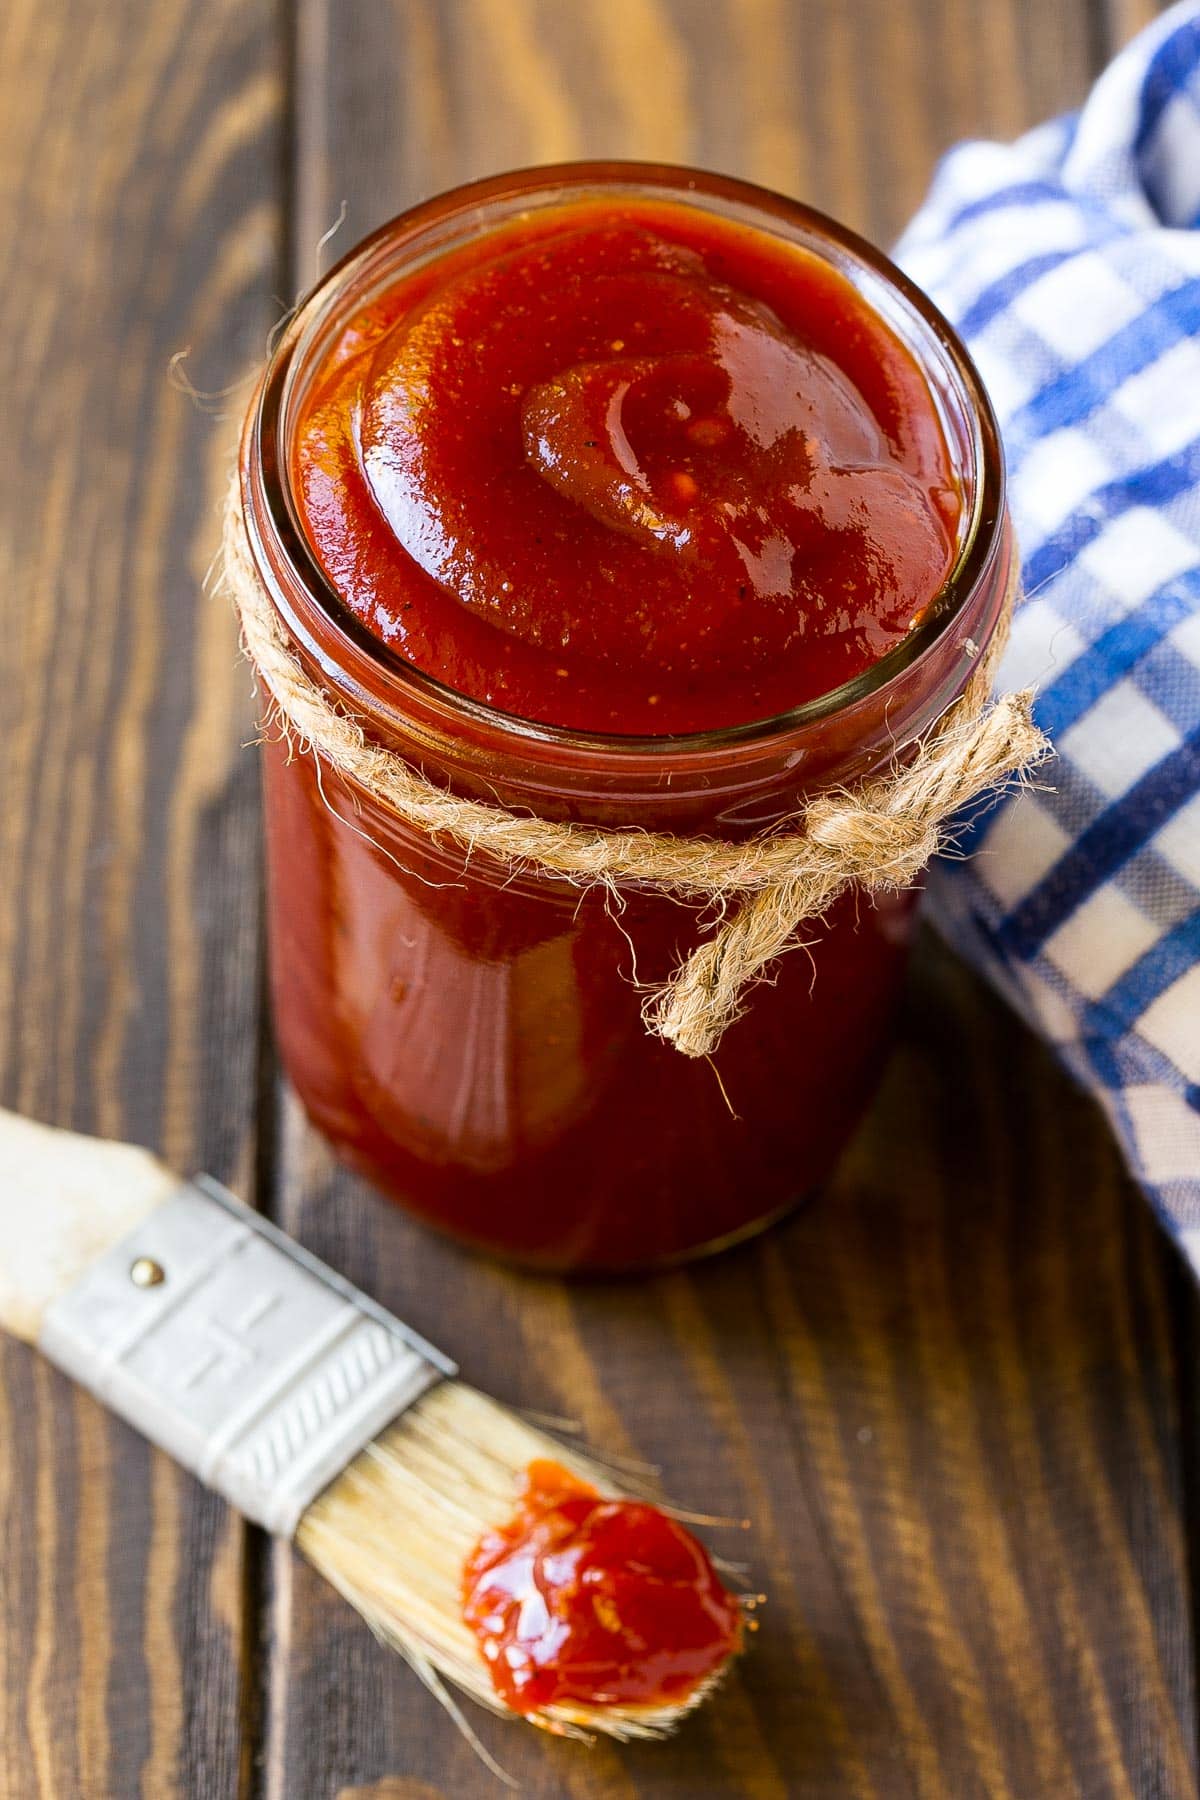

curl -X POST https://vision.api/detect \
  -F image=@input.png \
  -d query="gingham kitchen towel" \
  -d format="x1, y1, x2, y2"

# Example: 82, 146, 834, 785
895, 0, 1200, 1261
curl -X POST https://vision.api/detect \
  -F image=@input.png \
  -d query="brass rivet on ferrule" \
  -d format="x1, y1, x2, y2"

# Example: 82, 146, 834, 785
130, 1257, 166, 1289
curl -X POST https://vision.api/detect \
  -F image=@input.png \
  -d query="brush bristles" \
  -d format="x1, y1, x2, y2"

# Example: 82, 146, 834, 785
296, 1382, 730, 1742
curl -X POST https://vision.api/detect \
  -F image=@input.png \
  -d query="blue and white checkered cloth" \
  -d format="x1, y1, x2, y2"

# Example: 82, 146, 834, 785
896, 1, 1200, 1265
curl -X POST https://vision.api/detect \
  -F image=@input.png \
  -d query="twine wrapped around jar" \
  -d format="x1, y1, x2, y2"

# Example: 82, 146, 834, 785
223, 478, 1049, 1058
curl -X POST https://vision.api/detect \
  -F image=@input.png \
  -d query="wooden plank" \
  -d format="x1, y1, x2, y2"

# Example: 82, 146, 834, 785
267, 959, 1200, 1800
290, 0, 1095, 263
0, 1, 283, 1794
269, 3, 1196, 1796
1104, 0, 1175, 49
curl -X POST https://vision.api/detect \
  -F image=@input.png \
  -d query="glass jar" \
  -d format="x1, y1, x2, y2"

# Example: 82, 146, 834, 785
239, 163, 1010, 1273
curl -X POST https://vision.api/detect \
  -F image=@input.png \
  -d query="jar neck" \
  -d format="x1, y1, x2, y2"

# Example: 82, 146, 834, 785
239, 163, 1009, 835
243, 480, 1012, 836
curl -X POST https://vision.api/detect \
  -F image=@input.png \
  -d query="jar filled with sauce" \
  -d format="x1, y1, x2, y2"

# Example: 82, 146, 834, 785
239, 163, 1010, 1273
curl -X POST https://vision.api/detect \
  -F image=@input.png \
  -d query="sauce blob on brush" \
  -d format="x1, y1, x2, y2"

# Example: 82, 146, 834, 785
462, 1460, 742, 1715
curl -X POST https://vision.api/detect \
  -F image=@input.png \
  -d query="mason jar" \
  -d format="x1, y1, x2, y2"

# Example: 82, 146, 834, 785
237, 163, 1010, 1272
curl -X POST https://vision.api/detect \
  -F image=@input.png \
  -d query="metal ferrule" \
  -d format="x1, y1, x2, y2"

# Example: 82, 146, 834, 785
38, 1176, 454, 1538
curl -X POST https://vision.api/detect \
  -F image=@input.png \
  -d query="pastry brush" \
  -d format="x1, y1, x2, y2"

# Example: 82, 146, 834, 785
0, 1106, 744, 1751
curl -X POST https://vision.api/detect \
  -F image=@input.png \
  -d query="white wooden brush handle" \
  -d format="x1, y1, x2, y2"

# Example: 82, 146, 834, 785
0, 1109, 454, 1538
0, 1109, 178, 1342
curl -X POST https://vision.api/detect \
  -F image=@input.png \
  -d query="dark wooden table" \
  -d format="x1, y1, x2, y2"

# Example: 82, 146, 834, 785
2, 2, 1194, 1796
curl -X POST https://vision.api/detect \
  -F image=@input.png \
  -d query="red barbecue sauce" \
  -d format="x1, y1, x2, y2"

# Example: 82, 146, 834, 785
462, 1461, 741, 1714
291, 198, 960, 735
259, 181, 992, 1270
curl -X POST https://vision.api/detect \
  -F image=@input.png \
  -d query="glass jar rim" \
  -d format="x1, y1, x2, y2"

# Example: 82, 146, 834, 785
242, 159, 1006, 760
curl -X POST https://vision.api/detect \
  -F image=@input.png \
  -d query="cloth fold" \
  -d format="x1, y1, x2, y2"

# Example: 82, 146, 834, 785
896, 0, 1200, 1263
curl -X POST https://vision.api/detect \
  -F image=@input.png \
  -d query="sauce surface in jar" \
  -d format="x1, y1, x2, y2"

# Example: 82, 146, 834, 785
291, 197, 961, 735
462, 1460, 742, 1714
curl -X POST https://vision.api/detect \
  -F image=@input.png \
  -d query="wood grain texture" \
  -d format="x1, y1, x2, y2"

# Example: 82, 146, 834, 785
0, 0, 282, 1794
1104, 0, 1176, 50
289, 0, 1095, 265
264, 3, 1198, 1798
3, 2, 1196, 1797
264, 954, 1199, 1800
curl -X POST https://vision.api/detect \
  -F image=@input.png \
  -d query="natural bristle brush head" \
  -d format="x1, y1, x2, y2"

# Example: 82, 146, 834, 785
298, 1383, 743, 1744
